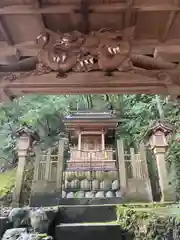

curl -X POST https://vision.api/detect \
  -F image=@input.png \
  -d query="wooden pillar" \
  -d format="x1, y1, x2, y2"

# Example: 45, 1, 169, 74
12, 149, 27, 207
117, 139, 127, 193
45, 148, 51, 181
101, 132, 105, 150
56, 139, 65, 193
78, 132, 81, 151
33, 144, 41, 181
130, 148, 137, 178
139, 143, 153, 201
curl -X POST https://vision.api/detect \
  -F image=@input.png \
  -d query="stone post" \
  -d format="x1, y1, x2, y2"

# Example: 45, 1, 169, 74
130, 148, 137, 178
145, 121, 175, 202
117, 139, 127, 194
12, 148, 28, 207
139, 143, 153, 202
153, 147, 172, 201
33, 144, 41, 181
12, 126, 39, 207
44, 148, 52, 181
56, 139, 65, 193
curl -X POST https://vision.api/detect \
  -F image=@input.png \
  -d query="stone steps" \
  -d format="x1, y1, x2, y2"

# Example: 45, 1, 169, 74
55, 223, 130, 240
56, 205, 117, 223
47, 205, 119, 239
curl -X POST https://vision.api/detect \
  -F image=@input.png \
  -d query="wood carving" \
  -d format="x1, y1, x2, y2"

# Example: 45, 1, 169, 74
34, 28, 180, 79
35, 29, 134, 77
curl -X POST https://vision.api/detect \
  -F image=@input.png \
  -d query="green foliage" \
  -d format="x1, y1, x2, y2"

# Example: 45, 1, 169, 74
0, 169, 16, 196
116, 205, 180, 239
0, 93, 180, 197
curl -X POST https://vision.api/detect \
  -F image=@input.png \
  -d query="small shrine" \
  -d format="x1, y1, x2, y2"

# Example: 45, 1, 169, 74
62, 110, 119, 199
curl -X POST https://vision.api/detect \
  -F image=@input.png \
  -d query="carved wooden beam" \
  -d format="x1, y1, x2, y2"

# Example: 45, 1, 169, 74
154, 45, 180, 62
0, 71, 174, 96
0, 57, 37, 72
131, 55, 177, 70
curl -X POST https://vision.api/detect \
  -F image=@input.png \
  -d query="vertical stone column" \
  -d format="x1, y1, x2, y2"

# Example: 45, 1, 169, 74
78, 132, 81, 151
101, 132, 105, 150
117, 139, 127, 194
56, 139, 65, 193
45, 148, 52, 181
139, 143, 153, 201
33, 144, 41, 181
153, 147, 173, 201
12, 149, 27, 207
130, 148, 137, 178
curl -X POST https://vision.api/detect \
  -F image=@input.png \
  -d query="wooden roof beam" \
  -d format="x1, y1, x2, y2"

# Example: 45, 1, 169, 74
3, 39, 180, 58
154, 45, 180, 62
160, 0, 179, 42
0, 17, 13, 45
0, 71, 174, 96
0, 4, 180, 15
124, 0, 134, 28
75, 0, 92, 34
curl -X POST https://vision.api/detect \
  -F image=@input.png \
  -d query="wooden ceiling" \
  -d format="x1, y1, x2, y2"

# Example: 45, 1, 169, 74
1, 0, 180, 99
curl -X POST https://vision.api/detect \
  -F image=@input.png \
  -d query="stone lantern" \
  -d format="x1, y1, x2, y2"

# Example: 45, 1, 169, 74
145, 120, 174, 202
12, 125, 39, 207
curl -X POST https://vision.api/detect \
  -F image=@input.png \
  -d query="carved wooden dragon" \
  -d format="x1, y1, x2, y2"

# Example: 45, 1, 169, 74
35, 28, 178, 78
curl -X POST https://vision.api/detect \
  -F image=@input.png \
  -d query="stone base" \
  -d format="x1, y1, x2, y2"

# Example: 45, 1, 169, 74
55, 223, 130, 240
0, 217, 8, 238
30, 192, 124, 207
126, 179, 153, 202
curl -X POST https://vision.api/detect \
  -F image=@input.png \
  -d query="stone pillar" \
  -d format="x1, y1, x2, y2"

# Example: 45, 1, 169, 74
139, 143, 153, 202
45, 148, 52, 181
12, 149, 27, 207
33, 144, 41, 181
101, 132, 105, 150
78, 132, 81, 151
130, 148, 137, 178
117, 139, 127, 194
56, 139, 65, 193
153, 147, 173, 201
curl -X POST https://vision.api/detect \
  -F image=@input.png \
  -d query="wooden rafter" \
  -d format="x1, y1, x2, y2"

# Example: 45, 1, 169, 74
0, 4, 180, 15
124, 0, 134, 28
4, 39, 180, 59
74, 0, 92, 33
160, 0, 179, 42
0, 17, 13, 45
33, 0, 45, 31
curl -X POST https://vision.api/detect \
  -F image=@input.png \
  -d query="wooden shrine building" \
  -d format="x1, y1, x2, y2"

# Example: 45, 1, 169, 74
28, 110, 153, 206
1, 0, 180, 99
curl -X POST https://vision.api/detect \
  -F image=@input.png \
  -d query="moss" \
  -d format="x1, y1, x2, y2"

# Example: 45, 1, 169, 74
116, 204, 180, 239
0, 169, 16, 197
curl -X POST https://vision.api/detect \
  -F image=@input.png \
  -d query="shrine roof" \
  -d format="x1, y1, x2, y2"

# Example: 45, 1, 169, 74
144, 120, 173, 139
64, 110, 118, 130
64, 110, 117, 121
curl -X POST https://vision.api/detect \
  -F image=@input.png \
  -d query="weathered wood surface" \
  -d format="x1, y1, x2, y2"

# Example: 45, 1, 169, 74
1, 70, 179, 96
1, 0, 180, 97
